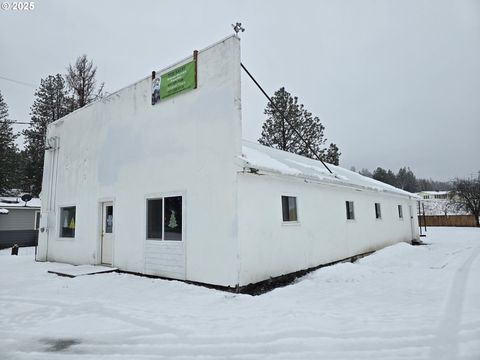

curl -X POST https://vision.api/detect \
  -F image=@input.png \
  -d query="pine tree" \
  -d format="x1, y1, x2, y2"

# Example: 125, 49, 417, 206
23, 74, 72, 196
65, 54, 104, 109
324, 143, 341, 166
397, 167, 417, 192
359, 168, 373, 178
373, 167, 394, 186
0, 90, 19, 195
258, 87, 340, 164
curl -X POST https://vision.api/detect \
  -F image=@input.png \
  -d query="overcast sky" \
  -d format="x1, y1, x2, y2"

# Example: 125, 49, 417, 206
1, 0, 479, 181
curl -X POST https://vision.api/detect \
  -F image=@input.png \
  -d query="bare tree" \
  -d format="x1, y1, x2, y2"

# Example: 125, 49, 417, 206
450, 175, 480, 227
65, 54, 104, 109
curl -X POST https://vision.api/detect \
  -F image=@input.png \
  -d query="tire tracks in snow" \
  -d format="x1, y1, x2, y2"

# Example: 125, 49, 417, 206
428, 243, 480, 360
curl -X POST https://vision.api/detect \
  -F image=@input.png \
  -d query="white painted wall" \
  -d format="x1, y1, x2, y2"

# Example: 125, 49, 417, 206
36, 34, 421, 289
236, 172, 420, 286
37, 36, 242, 287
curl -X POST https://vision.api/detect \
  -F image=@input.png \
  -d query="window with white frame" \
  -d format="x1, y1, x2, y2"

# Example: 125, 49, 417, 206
281, 196, 298, 222
60, 207, 76, 238
346, 201, 355, 220
398, 205, 403, 219
147, 196, 183, 241
375, 203, 382, 219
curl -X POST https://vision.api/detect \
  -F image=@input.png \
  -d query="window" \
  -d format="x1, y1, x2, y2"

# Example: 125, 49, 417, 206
105, 205, 113, 233
34, 211, 40, 230
398, 205, 403, 219
60, 207, 76, 238
164, 196, 182, 240
147, 199, 163, 239
282, 196, 298, 222
346, 201, 355, 220
147, 196, 183, 241
375, 203, 382, 219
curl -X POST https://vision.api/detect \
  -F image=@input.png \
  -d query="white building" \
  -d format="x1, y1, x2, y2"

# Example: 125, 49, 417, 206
416, 191, 449, 200
37, 36, 420, 288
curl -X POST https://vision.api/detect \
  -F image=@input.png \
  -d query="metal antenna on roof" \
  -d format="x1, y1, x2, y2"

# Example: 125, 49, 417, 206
240, 63, 334, 174
232, 22, 245, 36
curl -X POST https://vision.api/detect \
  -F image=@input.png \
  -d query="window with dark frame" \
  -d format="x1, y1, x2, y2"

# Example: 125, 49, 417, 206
346, 201, 355, 220
147, 196, 183, 241
375, 203, 382, 219
147, 198, 163, 239
60, 206, 76, 238
282, 196, 298, 222
164, 196, 182, 240
398, 205, 403, 219
105, 205, 113, 233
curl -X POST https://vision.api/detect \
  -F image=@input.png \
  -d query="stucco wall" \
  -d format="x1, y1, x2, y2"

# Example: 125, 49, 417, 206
237, 172, 420, 286
37, 36, 242, 287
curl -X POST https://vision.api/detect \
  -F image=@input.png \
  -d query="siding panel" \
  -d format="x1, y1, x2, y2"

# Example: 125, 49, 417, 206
0, 230, 38, 249
0, 209, 37, 231
144, 241, 185, 280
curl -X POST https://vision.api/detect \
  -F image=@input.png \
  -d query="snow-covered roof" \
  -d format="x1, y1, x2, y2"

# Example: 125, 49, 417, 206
0, 197, 41, 209
240, 140, 420, 199
417, 191, 450, 195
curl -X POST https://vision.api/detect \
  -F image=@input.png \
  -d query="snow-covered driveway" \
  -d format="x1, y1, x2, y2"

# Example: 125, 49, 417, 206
1, 227, 479, 359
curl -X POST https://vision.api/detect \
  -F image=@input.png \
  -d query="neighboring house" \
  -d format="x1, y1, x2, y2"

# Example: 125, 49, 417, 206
36, 36, 420, 289
416, 191, 449, 200
0, 197, 41, 249
416, 191, 475, 227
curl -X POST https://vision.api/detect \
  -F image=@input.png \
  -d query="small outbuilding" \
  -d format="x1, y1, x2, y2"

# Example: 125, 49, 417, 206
36, 36, 420, 288
0, 197, 41, 249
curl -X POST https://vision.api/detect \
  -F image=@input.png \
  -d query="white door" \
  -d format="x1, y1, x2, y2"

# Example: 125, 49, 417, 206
101, 202, 114, 265
408, 205, 415, 240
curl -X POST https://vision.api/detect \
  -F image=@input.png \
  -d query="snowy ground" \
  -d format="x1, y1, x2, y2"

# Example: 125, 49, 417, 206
1, 227, 479, 360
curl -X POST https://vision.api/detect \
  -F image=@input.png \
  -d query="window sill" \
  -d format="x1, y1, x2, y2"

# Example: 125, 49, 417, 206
282, 221, 301, 226
57, 237, 75, 241
146, 239, 183, 243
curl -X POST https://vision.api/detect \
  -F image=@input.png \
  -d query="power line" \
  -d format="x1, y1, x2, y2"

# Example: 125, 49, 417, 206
0, 75, 37, 88
240, 62, 333, 175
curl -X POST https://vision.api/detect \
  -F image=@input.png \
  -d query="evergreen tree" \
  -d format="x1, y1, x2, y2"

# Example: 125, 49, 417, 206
373, 167, 397, 187
397, 167, 417, 192
23, 74, 72, 196
359, 168, 373, 178
65, 54, 104, 109
258, 87, 340, 164
386, 170, 398, 187
372, 167, 388, 184
0, 90, 19, 195
324, 143, 341, 166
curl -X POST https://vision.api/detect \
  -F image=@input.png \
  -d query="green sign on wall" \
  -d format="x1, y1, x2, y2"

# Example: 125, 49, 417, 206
151, 61, 196, 105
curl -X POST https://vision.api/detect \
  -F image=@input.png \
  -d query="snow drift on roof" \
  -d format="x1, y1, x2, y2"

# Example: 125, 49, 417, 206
0, 197, 41, 208
419, 191, 450, 195
240, 140, 419, 199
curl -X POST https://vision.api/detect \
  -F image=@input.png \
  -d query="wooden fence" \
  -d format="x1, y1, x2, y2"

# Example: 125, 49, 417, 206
418, 215, 478, 227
